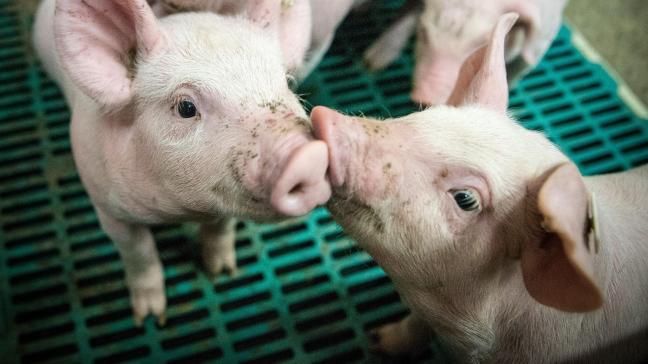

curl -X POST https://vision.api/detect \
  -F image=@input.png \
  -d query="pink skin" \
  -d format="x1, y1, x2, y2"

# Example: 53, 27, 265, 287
271, 140, 330, 216
410, 0, 499, 106
311, 105, 493, 245
313, 13, 648, 362
153, 0, 357, 80
364, 0, 567, 106
411, 55, 463, 106
33, 0, 330, 325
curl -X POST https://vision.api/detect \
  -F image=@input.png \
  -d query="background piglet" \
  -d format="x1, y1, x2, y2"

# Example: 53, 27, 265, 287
364, 0, 567, 105
153, 0, 364, 81
33, 0, 331, 325
312, 13, 648, 363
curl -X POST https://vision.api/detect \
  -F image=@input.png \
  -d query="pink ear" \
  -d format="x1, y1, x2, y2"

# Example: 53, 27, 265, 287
55, 0, 164, 107
446, 13, 518, 112
521, 163, 603, 312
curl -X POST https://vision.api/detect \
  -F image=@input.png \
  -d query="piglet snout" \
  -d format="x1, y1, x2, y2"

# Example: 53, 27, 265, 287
270, 140, 331, 216
311, 106, 346, 188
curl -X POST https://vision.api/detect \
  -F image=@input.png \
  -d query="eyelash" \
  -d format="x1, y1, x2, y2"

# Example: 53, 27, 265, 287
451, 188, 481, 212
172, 95, 200, 119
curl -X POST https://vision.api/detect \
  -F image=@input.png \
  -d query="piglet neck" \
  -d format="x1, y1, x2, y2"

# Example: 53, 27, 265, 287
583, 166, 648, 312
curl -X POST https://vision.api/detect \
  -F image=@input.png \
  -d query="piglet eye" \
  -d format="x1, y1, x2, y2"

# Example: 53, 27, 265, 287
177, 99, 197, 118
453, 189, 480, 211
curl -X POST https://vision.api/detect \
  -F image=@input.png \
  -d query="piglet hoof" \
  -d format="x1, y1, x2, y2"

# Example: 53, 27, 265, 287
127, 264, 166, 327
130, 280, 166, 327
368, 323, 411, 357
200, 219, 238, 278
204, 251, 238, 278
363, 44, 396, 72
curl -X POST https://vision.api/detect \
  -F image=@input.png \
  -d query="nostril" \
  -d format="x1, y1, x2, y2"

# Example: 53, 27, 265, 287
270, 141, 331, 216
289, 182, 305, 195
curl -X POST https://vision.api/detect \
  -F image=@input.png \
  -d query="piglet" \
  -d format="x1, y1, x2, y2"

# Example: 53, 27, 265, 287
364, 0, 567, 106
33, 0, 331, 325
313, 13, 648, 363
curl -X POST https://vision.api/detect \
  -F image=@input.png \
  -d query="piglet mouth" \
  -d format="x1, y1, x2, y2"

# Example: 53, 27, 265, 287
311, 106, 345, 188
270, 140, 331, 216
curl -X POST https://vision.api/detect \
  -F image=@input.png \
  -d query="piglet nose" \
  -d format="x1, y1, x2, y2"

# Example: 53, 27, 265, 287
271, 140, 331, 216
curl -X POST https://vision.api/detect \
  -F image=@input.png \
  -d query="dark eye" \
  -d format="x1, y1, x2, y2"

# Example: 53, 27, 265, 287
177, 99, 197, 118
452, 189, 480, 211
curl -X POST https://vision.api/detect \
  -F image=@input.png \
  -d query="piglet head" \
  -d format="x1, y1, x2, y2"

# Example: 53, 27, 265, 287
156, 0, 245, 15
153, 0, 312, 78
313, 13, 602, 317
55, 0, 329, 220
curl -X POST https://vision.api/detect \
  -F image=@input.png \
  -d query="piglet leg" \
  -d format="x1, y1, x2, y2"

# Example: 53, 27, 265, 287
363, 12, 417, 71
200, 217, 238, 277
363, 0, 421, 71
96, 209, 166, 327
369, 314, 432, 357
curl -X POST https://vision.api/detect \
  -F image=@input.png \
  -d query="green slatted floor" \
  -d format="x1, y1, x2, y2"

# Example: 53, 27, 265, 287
1, 0, 647, 363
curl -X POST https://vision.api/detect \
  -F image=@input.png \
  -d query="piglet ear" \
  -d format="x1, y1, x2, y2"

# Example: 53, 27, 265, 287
55, 0, 164, 108
446, 13, 518, 112
521, 163, 603, 312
